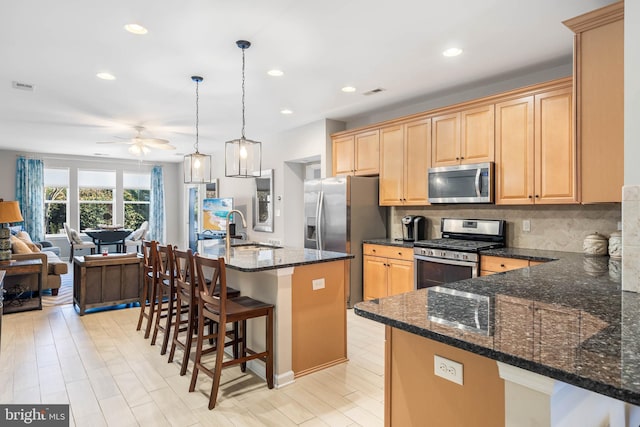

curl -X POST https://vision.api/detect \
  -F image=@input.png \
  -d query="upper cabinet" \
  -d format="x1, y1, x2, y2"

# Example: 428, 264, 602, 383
495, 83, 577, 205
379, 118, 431, 206
564, 2, 624, 203
431, 104, 494, 167
332, 130, 380, 176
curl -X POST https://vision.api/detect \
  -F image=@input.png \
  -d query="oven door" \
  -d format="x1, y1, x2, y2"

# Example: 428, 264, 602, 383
414, 255, 478, 290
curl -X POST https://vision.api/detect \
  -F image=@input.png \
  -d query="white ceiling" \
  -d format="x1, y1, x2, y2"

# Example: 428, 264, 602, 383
0, 0, 617, 163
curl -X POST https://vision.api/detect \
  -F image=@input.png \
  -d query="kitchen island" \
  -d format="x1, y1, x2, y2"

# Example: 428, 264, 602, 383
355, 249, 640, 426
198, 240, 354, 387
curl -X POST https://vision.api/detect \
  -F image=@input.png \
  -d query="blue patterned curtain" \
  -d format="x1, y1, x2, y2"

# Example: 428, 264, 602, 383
15, 157, 45, 241
149, 165, 165, 243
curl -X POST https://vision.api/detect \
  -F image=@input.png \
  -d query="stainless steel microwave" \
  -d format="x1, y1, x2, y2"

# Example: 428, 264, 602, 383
428, 162, 494, 203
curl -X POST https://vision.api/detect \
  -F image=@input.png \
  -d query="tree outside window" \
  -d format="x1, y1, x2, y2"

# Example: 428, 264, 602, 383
78, 170, 116, 230
44, 168, 69, 235
123, 172, 150, 230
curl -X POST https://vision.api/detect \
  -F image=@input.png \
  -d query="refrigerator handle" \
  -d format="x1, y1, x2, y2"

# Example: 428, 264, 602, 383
317, 190, 324, 250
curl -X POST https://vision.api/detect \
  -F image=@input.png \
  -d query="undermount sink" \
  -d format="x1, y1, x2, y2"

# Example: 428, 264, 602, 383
231, 243, 282, 251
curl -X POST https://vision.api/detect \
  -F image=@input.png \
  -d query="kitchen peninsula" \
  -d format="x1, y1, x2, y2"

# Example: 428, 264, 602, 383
198, 240, 354, 387
356, 249, 640, 426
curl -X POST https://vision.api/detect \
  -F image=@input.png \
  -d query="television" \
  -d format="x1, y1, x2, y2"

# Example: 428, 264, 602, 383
202, 198, 233, 231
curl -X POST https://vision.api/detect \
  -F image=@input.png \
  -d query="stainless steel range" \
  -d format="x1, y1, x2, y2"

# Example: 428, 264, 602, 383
414, 218, 505, 289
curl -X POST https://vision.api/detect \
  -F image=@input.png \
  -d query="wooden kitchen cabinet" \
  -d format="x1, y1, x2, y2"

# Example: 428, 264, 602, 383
363, 244, 414, 300
480, 255, 545, 276
431, 104, 494, 167
564, 2, 624, 203
332, 130, 379, 176
495, 84, 576, 205
379, 118, 431, 206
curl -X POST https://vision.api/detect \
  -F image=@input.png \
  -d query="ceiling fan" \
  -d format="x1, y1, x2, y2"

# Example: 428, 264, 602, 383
97, 126, 176, 155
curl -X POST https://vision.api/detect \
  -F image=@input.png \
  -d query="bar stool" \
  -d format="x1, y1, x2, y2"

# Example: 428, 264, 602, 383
151, 243, 177, 354
136, 240, 159, 338
190, 255, 274, 409
168, 248, 242, 375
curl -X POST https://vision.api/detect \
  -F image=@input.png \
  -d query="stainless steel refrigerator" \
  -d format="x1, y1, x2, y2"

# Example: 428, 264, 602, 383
304, 176, 387, 307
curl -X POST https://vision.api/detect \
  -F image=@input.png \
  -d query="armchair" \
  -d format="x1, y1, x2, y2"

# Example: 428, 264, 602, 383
124, 221, 148, 253
63, 223, 96, 261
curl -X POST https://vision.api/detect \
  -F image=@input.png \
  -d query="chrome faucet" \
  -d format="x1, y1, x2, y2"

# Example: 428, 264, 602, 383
226, 209, 247, 255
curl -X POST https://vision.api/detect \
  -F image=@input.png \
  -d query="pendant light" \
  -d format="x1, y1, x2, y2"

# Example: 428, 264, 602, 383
184, 75, 212, 184
225, 40, 262, 178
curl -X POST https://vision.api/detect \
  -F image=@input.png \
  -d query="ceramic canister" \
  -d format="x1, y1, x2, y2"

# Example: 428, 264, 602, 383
583, 232, 608, 256
608, 230, 622, 259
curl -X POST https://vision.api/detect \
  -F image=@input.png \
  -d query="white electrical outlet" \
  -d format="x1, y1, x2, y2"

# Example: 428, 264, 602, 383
434, 355, 463, 385
312, 278, 325, 290
522, 219, 531, 232
268, 239, 281, 246
618, 221, 622, 231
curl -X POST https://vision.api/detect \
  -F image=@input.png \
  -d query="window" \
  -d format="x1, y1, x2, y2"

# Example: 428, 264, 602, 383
44, 168, 69, 235
123, 172, 150, 229
78, 170, 116, 230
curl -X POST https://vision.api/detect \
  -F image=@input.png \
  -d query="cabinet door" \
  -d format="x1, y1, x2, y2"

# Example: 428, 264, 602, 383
403, 118, 431, 205
332, 135, 355, 176
431, 112, 460, 167
379, 125, 405, 205
535, 87, 577, 204
354, 130, 380, 176
495, 96, 535, 204
461, 104, 494, 164
387, 259, 414, 296
363, 255, 388, 300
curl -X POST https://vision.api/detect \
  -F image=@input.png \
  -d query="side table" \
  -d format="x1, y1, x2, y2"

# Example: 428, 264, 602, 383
1, 259, 43, 313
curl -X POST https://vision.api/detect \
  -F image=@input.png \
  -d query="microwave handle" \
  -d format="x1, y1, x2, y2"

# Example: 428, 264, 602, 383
474, 168, 482, 197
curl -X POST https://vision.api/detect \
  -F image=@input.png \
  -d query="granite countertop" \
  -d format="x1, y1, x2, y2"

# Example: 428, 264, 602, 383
198, 240, 354, 272
362, 238, 415, 248
354, 250, 640, 405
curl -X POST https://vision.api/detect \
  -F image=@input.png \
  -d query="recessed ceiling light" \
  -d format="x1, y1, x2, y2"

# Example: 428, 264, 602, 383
96, 72, 116, 80
442, 47, 463, 57
124, 24, 148, 35
280, 109, 293, 115
341, 86, 356, 93
267, 69, 284, 77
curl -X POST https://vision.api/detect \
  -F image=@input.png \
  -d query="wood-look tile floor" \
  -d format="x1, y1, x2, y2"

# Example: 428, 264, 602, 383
0, 305, 384, 426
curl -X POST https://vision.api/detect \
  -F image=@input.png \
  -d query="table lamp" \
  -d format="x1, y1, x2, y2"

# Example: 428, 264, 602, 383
0, 199, 24, 264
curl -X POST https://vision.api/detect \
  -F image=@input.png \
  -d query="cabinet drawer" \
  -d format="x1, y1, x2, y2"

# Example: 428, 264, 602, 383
363, 244, 414, 261
481, 256, 529, 273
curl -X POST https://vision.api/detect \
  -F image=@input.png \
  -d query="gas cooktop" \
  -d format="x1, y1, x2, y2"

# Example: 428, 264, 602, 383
413, 238, 504, 253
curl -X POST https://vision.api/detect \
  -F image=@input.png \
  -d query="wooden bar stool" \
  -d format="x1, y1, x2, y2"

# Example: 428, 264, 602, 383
189, 255, 274, 409
168, 248, 241, 375
136, 240, 159, 338
151, 243, 177, 354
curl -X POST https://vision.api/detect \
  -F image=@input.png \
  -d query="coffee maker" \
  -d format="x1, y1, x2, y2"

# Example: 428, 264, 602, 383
401, 215, 426, 241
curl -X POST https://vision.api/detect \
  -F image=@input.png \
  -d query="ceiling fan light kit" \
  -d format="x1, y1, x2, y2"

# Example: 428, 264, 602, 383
225, 40, 262, 178
184, 75, 213, 184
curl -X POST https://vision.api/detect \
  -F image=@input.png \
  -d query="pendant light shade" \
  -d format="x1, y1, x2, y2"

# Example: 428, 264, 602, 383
184, 75, 213, 184
225, 40, 262, 178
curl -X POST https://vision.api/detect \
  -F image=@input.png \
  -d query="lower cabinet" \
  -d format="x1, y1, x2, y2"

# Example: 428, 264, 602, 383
480, 255, 544, 276
363, 244, 414, 300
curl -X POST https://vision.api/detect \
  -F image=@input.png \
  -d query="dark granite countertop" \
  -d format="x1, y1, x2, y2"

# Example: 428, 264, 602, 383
362, 238, 415, 248
198, 240, 354, 272
354, 251, 640, 405
480, 247, 565, 262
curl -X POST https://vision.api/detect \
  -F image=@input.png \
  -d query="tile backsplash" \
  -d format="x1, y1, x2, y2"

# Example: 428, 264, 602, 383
392, 204, 621, 253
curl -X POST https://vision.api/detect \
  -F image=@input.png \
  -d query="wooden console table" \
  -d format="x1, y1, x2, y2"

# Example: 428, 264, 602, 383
1, 259, 43, 313
73, 254, 142, 315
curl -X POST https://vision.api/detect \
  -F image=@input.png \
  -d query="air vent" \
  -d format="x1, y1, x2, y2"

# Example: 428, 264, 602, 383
363, 88, 385, 96
12, 81, 35, 91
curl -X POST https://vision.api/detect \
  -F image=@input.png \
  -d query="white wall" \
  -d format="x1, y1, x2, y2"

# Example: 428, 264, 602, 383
625, 1, 639, 184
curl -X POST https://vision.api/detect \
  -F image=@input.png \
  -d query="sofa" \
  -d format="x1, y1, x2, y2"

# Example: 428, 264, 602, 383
5, 234, 69, 296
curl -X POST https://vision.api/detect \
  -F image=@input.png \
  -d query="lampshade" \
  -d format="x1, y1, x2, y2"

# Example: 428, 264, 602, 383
225, 40, 262, 178
0, 199, 24, 224
184, 75, 213, 184
0, 199, 23, 262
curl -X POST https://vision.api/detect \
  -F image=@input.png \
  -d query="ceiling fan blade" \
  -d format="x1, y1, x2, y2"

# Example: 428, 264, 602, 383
139, 138, 170, 145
